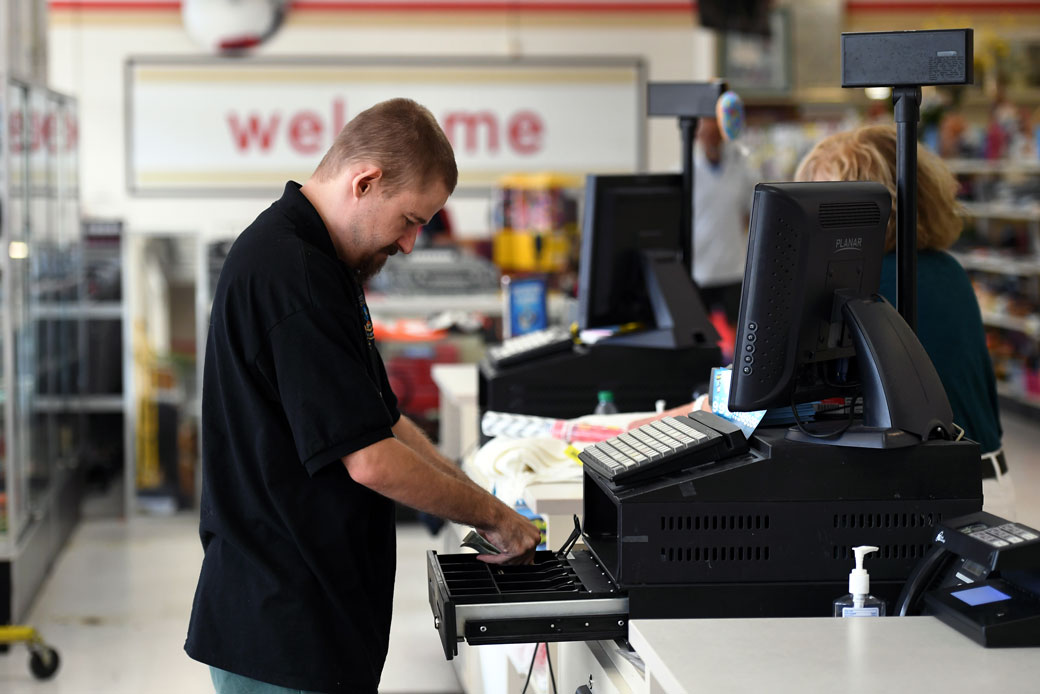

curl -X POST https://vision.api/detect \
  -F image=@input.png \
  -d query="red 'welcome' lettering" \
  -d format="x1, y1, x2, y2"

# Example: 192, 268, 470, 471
8, 111, 23, 153
65, 113, 79, 152
40, 113, 56, 154
227, 113, 281, 152
443, 111, 500, 154
227, 98, 348, 153
331, 98, 347, 137
288, 110, 323, 154
442, 109, 544, 156
7, 110, 77, 153
508, 111, 542, 155
225, 99, 545, 157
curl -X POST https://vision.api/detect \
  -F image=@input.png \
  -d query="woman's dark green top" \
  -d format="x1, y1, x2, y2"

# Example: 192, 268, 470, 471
879, 250, 1002, 454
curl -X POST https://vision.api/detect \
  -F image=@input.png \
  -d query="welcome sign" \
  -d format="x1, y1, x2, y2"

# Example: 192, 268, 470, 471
126, 57, 645, 195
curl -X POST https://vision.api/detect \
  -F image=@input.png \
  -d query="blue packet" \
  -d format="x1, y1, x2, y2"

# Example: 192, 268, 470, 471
709, 367, 767, 438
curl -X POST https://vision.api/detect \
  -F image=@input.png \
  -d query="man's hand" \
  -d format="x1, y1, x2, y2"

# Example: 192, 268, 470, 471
476, 510, 541, 565
345, 438, 540, 565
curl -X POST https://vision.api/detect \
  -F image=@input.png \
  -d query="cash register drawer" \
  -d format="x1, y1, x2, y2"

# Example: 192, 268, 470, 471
427, 549, 629, 660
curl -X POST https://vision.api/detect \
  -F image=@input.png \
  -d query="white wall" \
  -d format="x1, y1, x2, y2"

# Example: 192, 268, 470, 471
49, 3, 716, 242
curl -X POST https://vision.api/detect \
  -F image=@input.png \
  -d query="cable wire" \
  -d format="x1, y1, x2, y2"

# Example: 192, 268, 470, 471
791, 394, 860, 440
546, 641, 557, 694
520, 643, 539, 694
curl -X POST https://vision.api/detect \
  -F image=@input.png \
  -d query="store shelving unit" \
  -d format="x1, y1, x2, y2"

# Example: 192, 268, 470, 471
949, 158, 1040, 415
191, 236, 234, 508
78, 223, 129, 518
1, 79, 86, 625
946, 158, 1040, 176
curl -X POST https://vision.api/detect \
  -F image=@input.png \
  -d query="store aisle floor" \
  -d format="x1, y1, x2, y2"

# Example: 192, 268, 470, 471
1001, 409, 1040, 529
1, 410, 1038, 693
0, 516, 460, 693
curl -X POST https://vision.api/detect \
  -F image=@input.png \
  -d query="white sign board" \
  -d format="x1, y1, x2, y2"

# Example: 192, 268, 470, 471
126, 58, 645, 194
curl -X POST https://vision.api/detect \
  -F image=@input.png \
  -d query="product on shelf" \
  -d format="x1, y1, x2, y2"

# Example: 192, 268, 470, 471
949, 149, 1040, 412
492, 173, 580, 276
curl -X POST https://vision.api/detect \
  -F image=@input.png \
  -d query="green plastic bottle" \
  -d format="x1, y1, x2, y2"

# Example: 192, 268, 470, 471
594, 390, 618, 415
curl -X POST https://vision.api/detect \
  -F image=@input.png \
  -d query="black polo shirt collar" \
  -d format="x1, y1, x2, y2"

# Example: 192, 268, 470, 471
276, 181, 340, 262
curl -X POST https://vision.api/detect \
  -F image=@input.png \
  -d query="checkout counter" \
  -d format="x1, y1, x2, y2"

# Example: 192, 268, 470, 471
561, 617, 1040, 694
432, 365, 1040, 694
422, 31, 1040, 692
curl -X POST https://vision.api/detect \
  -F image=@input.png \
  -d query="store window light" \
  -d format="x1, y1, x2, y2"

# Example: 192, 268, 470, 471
9, 241, 29, 259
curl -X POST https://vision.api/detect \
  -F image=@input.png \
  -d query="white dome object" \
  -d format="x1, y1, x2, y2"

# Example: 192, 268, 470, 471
182, 0, 289, 53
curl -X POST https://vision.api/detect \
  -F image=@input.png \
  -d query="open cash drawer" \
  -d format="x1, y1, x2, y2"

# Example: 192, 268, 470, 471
427, 548, 629, 660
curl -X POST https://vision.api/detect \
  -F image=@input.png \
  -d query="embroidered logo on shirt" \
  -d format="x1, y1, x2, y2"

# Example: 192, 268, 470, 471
358, 291, 375, 346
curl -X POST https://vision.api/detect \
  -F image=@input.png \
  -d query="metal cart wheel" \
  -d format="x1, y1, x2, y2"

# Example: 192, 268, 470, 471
28, 646, 61, 680
0, 626, 60, 680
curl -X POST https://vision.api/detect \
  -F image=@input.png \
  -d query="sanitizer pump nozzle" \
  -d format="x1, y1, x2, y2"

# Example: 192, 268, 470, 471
833, 545, 887, 617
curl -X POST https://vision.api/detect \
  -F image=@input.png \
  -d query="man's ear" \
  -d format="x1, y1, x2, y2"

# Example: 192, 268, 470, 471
350, 166, 383, 201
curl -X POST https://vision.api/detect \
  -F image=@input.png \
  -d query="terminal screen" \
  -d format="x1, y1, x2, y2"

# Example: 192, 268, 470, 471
951, 585, 1012, 607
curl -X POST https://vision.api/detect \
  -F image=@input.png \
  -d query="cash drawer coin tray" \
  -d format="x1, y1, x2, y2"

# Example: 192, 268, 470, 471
427, 549, 629, 659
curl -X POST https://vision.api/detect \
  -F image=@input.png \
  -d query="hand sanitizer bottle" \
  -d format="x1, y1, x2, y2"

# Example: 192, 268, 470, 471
833, 545, 887, 617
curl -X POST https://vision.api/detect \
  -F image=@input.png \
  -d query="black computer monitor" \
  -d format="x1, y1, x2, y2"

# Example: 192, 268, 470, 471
698, 0, 771, 37
728, 181, 954, 447
576, 173, 717, 349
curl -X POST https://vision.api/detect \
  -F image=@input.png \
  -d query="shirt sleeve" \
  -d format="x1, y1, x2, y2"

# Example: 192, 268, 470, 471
259, 306, 396, 475
741, 155, 760, 215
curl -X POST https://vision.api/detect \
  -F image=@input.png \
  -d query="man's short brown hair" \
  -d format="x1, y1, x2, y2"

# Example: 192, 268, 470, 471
794, 124, 963, 253
314, 98, 458, 195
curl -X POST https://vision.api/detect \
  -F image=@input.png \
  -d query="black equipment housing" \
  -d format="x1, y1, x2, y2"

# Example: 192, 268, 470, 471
428, 428, 982, 659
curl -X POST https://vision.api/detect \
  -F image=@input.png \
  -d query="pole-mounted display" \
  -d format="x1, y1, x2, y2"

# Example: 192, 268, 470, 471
840, 29, 974, 333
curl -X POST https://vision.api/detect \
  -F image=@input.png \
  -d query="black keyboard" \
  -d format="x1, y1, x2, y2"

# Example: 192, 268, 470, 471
486, 326, 574, 368
578, 411, 748, 486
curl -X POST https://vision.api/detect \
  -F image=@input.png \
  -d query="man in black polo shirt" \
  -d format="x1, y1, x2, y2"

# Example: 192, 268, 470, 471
185, 98, 540, 694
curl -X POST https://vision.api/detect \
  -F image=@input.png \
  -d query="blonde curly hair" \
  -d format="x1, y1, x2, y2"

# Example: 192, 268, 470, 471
794, 124, 963, 253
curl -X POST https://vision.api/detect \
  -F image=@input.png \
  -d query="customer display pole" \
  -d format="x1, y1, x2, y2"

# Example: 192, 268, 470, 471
840, 29, 973, 334
680, 115, 696, 274
647, 81, 727, 278
893, 86, 922, 331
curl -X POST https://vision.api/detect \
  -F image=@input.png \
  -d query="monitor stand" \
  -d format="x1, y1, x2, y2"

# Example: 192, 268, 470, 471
602, 249, 720, 349
788, 293, 955, 449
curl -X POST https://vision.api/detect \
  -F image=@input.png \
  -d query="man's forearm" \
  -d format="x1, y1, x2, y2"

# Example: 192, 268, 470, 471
392, 415, 473, 484
345, 433, 541, 563
344, 437, 504, 530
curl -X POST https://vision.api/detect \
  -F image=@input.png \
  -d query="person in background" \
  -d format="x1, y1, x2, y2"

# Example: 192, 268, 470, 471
624, 119, 756, 431
185, 98, 540, 694
692, 117, 758, 327
794, 123, 1015, 520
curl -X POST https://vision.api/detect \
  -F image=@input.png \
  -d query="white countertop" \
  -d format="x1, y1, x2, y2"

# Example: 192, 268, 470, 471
522, 481, 584, 516
628, 616, 1040, 693
430, 363, 478, 400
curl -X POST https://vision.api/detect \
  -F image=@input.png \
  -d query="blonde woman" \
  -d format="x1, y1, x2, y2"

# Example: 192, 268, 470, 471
795, 124, 1014, 519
